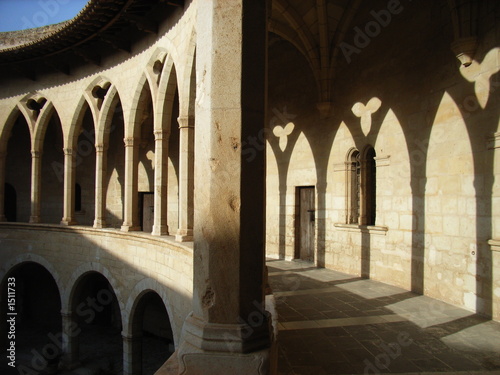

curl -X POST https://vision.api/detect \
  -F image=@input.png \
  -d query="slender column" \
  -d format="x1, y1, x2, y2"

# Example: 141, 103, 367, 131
0, 151, 6, 222
93, 144, 107, 228
29, 150, 42, 223
61, 148, 77, 225
152, 129, 169, 235
122, 333, 142, 375
177, 1, 274, 373
59, 311, 80, 370
121, 137, 140, 231
176, 115, 194, 242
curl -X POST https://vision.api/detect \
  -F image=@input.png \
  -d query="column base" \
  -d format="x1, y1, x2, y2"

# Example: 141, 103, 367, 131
0, 215, 6, 222
60, 218, 77, 226
175, 228, 193, 242
29, 216, 40, 223
152, 224, 169, 236
121, 224, 141, 232
93, 219, 107, 229
176, 313, 275, 375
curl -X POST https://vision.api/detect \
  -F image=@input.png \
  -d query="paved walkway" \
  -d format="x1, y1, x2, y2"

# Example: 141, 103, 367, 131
267, 259, 500, 375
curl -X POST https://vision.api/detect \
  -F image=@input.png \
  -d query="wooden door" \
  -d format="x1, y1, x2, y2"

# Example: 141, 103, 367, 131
297, 187, 315, 261
141, 192, 154, 232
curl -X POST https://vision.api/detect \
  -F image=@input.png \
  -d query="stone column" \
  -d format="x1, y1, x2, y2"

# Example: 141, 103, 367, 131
177, 1, 274, 374
0, 151, 6, 222
122, 333, 142, 375
61, 148, 77, 225
29, 150, 42, 223
93, 144, 107, 228
176, 115, 194, 242
121, 137, 140, 231
59, 312, 80, 370
152, 129, 169, 236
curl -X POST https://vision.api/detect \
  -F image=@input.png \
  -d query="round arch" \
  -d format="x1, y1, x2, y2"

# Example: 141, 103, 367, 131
123, 278, 177, 341
0, 254, 62, 298
63, 262, 123, 316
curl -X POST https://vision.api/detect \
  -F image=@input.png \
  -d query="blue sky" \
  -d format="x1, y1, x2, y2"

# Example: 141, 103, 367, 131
0, 0, 89, 32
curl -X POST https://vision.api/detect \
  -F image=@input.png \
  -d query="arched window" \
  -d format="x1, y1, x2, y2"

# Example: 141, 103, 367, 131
362, 147, 376, 226
346, 149, 361, 224
345, 146, 377, 226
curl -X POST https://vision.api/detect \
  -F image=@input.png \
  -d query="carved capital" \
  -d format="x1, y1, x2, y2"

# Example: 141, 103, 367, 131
177, 115, 195, 129
31, 150, 42, 158
95, 144, 105, 153
153, 130, 170, 140
63, 148, 73, 156
123, 137, 136, 147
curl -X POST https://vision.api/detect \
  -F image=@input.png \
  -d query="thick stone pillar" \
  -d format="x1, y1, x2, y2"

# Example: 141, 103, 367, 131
177, 1, 273, 374
0, 151, 6, 222
122, 333, 142, 375
61, 148, 77, 225
121, 137, 140, 232
152, 129, 169, 236
59, 312, 80, 370
175, 115, 194, 242
29, 150, 42, 223
94, 144, 107, 228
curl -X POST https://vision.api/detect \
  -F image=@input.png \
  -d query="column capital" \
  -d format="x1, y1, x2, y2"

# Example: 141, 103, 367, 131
95, 144, 105, 153
178, 115, 195, 129
153, 129, 170, 140
123, 137, 137, 147
63, 148, 73, 156
31, 150, 42, 158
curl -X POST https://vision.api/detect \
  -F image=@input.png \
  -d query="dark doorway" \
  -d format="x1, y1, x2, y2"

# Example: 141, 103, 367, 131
139, 192, 154, 232
295, 186, 315, 262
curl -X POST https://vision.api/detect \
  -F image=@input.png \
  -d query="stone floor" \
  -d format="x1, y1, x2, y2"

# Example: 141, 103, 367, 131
267, 259, 500, 375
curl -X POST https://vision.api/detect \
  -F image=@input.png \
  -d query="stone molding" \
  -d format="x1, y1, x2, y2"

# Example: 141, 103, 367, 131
334, 223, 388, 235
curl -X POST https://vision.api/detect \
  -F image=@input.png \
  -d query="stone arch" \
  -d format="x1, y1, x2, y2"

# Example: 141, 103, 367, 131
155, 53, 178, 133
124, 278, 177, 341
0, 253, 63, 299
284, 131, 317, 259
65, 264, 124, 372
63, 262, 123, 316
326, 122, 357, 224
66, 76, 112, 151
178, 27, 196, 118
17, 92, 48, 140
1, 103, 32, 222
126, 74, 152, 140
145, 47, 168, 105
0, 104, 23, 152
32, 100, 58, 152
95, 84, 121, 147
425, 91, 476, 310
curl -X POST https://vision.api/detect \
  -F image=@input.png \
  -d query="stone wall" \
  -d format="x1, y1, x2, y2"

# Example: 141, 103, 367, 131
0, 224, 193, 345
265, 0, 500, 320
